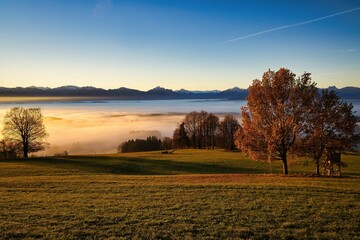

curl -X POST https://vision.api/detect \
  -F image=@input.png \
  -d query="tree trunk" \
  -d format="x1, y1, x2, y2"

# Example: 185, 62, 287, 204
316, 159, 320, 176
282, 155, 289, 175
23, 145, 28, 158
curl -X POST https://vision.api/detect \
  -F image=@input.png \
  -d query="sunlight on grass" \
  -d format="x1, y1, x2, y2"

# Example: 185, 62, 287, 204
0, 149, 359, 239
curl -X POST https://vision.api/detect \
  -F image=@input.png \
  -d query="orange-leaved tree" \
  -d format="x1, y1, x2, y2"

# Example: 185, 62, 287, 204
235, 68, 317, 174
301, 89, 359, 175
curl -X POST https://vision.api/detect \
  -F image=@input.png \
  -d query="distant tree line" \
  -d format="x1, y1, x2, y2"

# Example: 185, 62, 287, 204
118, 136, 173, 153
118, 112, 240, 153
173, 112, 240, 150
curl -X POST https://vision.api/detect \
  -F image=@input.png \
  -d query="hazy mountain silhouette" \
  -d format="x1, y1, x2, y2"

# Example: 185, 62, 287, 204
0, 86, 359, 100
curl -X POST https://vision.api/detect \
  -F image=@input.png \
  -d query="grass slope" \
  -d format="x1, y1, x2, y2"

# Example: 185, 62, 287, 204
0, 149, 359, 239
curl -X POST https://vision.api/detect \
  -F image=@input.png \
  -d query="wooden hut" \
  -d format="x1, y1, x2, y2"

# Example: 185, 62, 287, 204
322, 148, 341, 176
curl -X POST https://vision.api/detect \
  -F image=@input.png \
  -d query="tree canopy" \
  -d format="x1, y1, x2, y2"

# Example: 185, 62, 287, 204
235, 68, 318, 174
300, 89, 359, 175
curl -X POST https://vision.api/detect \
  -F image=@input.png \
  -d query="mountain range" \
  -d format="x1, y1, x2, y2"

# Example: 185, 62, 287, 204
0, 86, 359, 100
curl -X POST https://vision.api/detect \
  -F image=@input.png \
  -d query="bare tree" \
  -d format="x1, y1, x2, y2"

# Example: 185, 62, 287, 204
184, 111, 199, 148
182, 111, 220, 149
219, 114, 239, 151
206, 113, 219, 149
2, 107, 48, 158
162, 137, 173, 150
196, 111, 208, 149
0, 139, 20, 159
235, 68, 317, 174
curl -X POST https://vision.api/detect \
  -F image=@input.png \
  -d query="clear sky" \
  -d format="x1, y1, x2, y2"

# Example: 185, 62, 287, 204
0, 0, 359, 90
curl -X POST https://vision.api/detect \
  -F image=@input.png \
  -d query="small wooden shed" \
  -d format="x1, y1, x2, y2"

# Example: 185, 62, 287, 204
322, 148, 341, 176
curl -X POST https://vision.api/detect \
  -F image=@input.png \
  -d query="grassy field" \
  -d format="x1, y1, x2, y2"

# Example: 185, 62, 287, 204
0, 149, 359, 239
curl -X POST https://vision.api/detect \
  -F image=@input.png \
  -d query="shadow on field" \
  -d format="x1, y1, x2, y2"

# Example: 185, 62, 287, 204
6, 154, 267, 175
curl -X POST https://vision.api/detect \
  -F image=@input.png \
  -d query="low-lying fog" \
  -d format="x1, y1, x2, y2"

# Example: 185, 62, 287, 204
42, 110, 185, 155
1, 98, 358, 156
0, 98, 244, 155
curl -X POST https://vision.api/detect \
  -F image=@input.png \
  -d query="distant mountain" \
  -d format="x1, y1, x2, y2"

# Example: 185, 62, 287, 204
327, 86, 360, 100
0, 86, 359, 100
216, 87, 248, 99
146, 87, 178, 99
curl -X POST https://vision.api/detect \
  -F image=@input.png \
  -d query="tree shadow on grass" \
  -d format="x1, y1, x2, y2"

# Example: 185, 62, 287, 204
5, 155, 271, 175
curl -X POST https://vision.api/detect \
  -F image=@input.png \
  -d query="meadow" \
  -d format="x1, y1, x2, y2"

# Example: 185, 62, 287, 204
0, 149, 359, 239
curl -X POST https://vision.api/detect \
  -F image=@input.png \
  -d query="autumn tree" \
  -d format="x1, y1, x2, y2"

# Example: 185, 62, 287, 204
235, 68, 317, 174
219, 114, 239, 151
300, 89, 359, 175
2, 107, 48, 158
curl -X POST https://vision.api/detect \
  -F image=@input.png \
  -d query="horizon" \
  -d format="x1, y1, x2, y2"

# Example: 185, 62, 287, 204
0, 1, 359, 90
1, 84, 359, 92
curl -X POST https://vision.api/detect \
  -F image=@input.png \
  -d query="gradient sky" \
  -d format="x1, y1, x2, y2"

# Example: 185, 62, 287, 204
0, 0, 359, 90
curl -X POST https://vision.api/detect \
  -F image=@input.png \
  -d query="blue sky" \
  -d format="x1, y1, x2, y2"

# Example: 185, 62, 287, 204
0, 0, 359, 90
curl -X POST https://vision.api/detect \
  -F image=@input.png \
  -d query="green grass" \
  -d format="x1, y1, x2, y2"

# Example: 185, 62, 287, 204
0, 149, 359, 239
5, 149, 360, 176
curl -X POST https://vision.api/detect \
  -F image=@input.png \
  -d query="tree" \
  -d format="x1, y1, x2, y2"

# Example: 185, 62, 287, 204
0, 139, 20, 159
184, 111, 199, 148
196, 111, 208, 149
183, 111, 219, 149
173, 122, 189, 148
301, 89, 359, 175
219, 115, 239, 151
205, 113, 219, 149
2, 107, 48, 158
235, 68, 317, 174
162, 137, 173, 150
118, 136, 163, 153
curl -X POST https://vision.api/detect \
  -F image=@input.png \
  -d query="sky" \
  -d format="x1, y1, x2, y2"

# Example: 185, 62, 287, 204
0, 0, 359, 91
